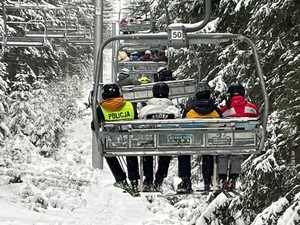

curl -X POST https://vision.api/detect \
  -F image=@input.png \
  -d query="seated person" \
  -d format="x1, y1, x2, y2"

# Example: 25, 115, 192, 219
140, 50, 152, 61
139, 75, 150, 84
120, 18, 127, 25
156, 67, 175, 81
118, 51, 129, 61
153, 51, 168, 62
117, 68, 141, 87
129, 52, 140, 61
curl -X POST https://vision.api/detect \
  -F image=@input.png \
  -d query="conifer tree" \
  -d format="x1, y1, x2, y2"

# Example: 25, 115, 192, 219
0, 62, 10, 145
30, 74, 64, 156
8, 62, 36, 137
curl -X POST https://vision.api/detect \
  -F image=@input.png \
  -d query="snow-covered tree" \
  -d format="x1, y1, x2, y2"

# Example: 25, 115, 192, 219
30, 74, 64, 157
8, 62, 36, 137
0, 62, 10, 144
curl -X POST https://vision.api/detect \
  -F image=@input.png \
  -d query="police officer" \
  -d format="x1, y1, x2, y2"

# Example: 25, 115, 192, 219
91, 83, 140, 194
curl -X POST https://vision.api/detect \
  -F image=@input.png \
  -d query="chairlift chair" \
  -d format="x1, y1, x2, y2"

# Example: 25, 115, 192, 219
93, 28, 268, 171
118, 6, 154, 34
92, 1, 268, 194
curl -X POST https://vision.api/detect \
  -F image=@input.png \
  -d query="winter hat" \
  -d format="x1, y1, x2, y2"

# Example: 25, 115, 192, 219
152, 82, 169, 98
145, 50, 151, 55
102, 83, 120, 99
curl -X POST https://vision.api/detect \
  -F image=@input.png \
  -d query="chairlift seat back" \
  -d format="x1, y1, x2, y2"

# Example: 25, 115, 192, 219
120, 79, 197, 102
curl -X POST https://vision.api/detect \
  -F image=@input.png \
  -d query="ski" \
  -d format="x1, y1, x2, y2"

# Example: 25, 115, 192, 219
158, 191, 204, 198
215, 188, 241, 198
228, 188, 241, 196
140, 190, 162, 194
215, 188, 233, 198
113, 182, 141, 197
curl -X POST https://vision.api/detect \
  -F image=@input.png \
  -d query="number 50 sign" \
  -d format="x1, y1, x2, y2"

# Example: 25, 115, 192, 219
171, 30, 183, 40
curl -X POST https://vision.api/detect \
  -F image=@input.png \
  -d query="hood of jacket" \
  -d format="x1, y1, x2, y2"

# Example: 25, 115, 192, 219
230, 95, 248, 107
189, 99, 216, 115
118, 73, 129, 81
139, 98, 180, 119
100, 97, 126, 111
146, 98, 174, 106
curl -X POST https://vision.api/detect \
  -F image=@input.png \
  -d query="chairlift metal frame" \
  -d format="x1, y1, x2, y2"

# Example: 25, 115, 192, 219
0, 4, 46, 48
89, 0, 268, 195
118, 6, 154, 34
1, 1, 91, 47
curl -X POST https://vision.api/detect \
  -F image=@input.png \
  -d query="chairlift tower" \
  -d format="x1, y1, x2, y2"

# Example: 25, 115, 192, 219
94, 0, 104, 71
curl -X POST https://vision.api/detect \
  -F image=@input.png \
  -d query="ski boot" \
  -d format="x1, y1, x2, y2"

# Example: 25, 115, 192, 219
176, 177, 193, 194
218, 174, 228, 190
153, 179, 163, 192
130, 180, 141, 197
142, 180, 154, 192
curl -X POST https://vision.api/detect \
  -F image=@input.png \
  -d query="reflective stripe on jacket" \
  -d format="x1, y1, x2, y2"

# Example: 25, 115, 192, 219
101, 101, 134, 121
221, 95, 259, 118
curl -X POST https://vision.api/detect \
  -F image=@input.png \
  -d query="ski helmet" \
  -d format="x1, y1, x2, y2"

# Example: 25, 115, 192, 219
152, 82, 169, 98
102, 83, 120, 99
227, 83, 245, 97
195, 82, 212, 100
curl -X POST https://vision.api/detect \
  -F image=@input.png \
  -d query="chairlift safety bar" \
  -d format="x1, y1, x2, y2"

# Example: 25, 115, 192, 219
101, 118, 262, 156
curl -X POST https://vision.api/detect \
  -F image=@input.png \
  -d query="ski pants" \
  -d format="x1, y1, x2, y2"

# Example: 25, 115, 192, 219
106, 156, 139, 182
178, 155, 213, 184
202, 155, 213, 184
178, 155, 191, 178
217, 155, 243, 176
143, 156, 171, 183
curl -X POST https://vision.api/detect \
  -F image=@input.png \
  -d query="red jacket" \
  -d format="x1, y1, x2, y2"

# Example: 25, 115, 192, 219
220, 95, 259, 118
141, 54, 152, 61
153, 54, 168, 62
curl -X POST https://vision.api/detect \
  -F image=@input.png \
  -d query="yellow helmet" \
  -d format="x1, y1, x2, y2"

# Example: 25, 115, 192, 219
139, 76, 150, 84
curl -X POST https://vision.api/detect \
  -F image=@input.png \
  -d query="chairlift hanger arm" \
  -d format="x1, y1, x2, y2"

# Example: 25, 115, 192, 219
164, 0, 211, 32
